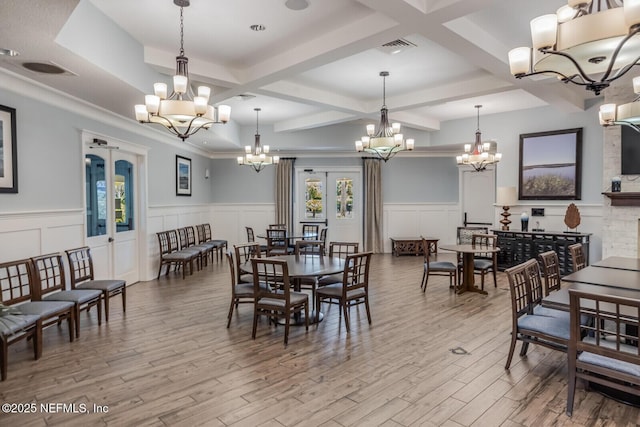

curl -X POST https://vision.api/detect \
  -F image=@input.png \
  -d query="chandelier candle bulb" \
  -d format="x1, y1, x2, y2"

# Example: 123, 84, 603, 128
530, 14, 558, 49
366, 124, 375, 136
145, 95, 160, 114
625, 0, 640, 28
154, 83, 168, 99
508, 47, 531, 75
599, 104, 617, 124
633, 76, 640, 94
406, 139, 415, 150
197, 86, 210, 100
173, 75, 188, 94
135, 104, 148, 121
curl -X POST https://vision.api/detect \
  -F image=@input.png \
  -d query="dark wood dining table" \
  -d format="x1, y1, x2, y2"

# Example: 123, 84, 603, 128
439, 243, 500, 295
240, 254, 344, 324
593, 256, 640, 272
560, 265, 640, 291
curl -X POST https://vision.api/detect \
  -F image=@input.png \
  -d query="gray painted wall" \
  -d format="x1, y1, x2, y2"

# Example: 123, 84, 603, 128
382, 157, 459, 203
0, 87, 213, 212
429, 104, 604, 203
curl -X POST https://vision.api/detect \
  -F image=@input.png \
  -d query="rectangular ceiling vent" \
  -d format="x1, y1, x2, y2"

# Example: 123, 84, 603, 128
377, 38, 417, 55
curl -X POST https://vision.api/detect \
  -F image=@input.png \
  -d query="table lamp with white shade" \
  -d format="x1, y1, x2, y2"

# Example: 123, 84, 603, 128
496, 186, 518, 230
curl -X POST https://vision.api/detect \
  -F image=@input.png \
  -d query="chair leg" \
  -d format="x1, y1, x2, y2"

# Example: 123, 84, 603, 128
492, 268, 497, 287
566, 365, 577, 416
35, 320, 42, 360
481, 271, 485, 291
252, 310, 259, 339
519, 341, 529, 357
505, 333, 518, 369
1, 339, 7, 381
121, 286, 126, 314
74, 306, 81, 339
104, 293, 110, 322
365, 297, 372, 325
96, 298, 102, 326
67, 312, 75, 343
227, 298, 235, 328
342, 301, 350, 331
284, 311, 290, 346
421, 269, 427, 291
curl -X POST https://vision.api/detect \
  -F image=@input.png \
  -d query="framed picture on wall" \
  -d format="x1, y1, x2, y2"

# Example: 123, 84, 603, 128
176, 155, 192, 196
519, 128, 582, 200
0, 104, 18, 193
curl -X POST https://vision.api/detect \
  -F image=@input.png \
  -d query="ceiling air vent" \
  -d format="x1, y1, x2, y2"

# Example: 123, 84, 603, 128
22, 61, 76, 76
378, 38, 417, 55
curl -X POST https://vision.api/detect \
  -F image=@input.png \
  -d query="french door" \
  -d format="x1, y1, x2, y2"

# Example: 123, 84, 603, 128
295, 167, 363, 247
84, 144, 140, 285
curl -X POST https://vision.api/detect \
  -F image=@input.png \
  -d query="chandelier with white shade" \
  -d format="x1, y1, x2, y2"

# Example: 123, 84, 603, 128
456, 105, 502, 172
237, 108, 279, 173
355, 71, 414, 162
134, 0, 230, 141
600, 76, 640, 132
508, 0, 640, 96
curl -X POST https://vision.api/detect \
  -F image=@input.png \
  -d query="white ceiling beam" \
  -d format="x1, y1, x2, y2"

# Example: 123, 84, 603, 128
273, 111, 358, 132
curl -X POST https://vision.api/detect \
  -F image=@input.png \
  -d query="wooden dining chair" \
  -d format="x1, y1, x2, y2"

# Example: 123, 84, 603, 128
504, 259, 569, 370
470, 233, 498, 290
0, 258, 75, 345
568, 243, 586, 272
295, 239, 324, 256
316, 252, 373, 332
225, 251, 265, 328
202, 223, 227, 262
251, 258, 309, 345
155, 230, 199, 279
65, 246, 126, 322
178, 227, 206, 269
421, 237, 457, 291
566, 288, 640, 417
318, 242, 358, 286
0, 260, 42, 381
233, 243, 261, 284
268, 224, 286, 230
319, 228, 328, 254
538, 250, 562, 296
245, 226, 267, 254
266, 228, 293, 256
31, 253, 102, 338
301, 224, 319, 240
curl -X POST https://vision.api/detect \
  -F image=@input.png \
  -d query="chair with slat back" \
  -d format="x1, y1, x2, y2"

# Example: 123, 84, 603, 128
233, 243, 261, 284
319, 228, 328, 254
266, 228, 293, 256
31, 253, 102, 338
245, 226, 267, 254
568, 243, 586, 272
269, 224, 286, 230
316, 252, 373, 332
202, 223, 227, 261
0, 258, 75, 346
295, 240, 324, 256
566, 289, 640, 416
177, 227, 205, 270
251, 258, 308, 345
504, 259, 569, 370
421, 237, 457, 292
318, 242, 359, 286
155, 230, 198, 279
65, 246, 127, 322
470, 233, 498, 290
191, 225, 217, 264
225, 250, 265, 328
538, 250, 562, 296
0, 259, 42, 381
301, 224, 319, 240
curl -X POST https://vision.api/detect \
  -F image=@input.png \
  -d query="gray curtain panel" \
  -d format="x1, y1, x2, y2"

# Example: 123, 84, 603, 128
364, 158, 384, 253
275, 158, 294, 234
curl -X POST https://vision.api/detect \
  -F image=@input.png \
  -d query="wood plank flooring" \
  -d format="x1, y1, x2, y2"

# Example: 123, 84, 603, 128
1, 253, 639, 426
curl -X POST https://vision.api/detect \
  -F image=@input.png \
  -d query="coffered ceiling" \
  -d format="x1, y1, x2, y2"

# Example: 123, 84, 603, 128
0, 0, 595, 153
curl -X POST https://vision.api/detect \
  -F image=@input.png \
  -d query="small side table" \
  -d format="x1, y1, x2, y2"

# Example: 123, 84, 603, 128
390, 237, 438, 256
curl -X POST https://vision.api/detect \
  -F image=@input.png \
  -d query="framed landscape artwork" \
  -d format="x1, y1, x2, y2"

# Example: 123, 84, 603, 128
176, 155, 192, 196
0, 104, 17, 193
519, 128, 582, 200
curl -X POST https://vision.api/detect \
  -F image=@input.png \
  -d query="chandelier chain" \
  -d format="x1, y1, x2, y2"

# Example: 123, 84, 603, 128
179, 7, 185, 56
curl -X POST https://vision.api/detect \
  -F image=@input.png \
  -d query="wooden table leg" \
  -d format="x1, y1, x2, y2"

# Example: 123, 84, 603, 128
457, 252, 488, 295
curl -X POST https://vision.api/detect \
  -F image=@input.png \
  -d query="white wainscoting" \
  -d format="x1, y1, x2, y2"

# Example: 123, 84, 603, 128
383, 203, 461, 253
0, 209, 85, 263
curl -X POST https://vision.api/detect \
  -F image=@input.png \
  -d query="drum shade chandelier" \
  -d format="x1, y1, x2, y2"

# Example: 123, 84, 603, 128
456, 105, 502, 172
600, 76, 640, 132
355, 71, 414, 162
508, 0, 640, 96
134, 0, 230, 141
237, 108, 279, 173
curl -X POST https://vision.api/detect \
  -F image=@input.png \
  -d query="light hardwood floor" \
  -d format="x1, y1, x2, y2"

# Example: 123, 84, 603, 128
1, 253, 639, 426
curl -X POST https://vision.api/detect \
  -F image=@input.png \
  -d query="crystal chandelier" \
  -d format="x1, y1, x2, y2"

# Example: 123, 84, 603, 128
600, 76, 640, 132
456, 105, 502, 172
508, 0, 640, 96
237, 108, 279, 173
355, 71, 414, 162
134, 0, 230, 141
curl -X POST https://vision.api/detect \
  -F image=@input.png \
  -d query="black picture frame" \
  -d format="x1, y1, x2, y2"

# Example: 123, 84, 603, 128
519, 128, 582, 200
0, 104, 17, 193
176, 155, 192, 196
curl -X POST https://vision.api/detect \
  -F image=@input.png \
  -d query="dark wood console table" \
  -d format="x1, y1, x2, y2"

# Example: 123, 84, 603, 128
390, 237, 438, 256
491, 229, 591, 275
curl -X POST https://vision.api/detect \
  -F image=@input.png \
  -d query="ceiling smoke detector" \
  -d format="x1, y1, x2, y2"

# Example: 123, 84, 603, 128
285, 0, 309, 10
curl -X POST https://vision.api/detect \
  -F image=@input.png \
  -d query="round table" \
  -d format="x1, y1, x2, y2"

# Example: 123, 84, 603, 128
439, 244, 500, 295
241, 254, 345, 323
